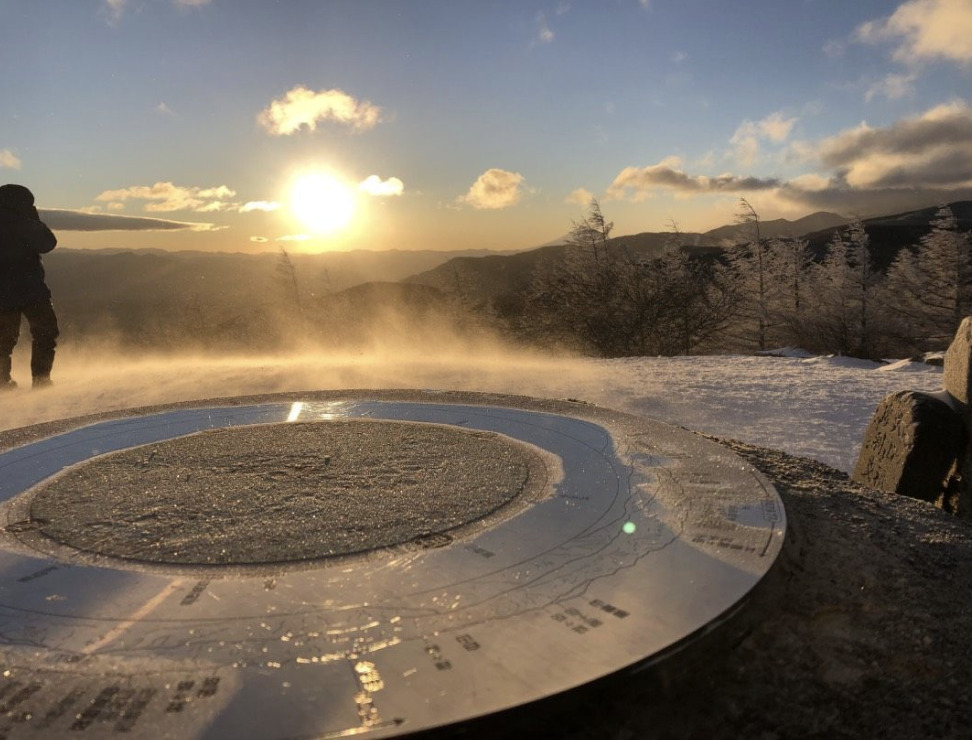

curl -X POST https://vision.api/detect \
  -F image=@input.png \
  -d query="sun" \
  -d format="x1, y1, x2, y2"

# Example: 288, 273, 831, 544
289, 172, 356, 235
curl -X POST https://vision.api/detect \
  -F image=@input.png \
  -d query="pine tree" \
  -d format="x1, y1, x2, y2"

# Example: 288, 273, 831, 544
808, 220, 881, 357
767, 237, 812, 347
883, 205, 972, 351
845, 220, 880, 357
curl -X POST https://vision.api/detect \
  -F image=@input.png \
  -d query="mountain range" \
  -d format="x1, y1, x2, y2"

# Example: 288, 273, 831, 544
40, 202, 972, 346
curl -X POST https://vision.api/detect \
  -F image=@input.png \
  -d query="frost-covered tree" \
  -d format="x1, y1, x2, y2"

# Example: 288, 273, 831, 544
528, 200, 731, 356
723, 198, 774, 350
808, 220, 882, 358
882, 205, 972, 351
765, 236, 813, 347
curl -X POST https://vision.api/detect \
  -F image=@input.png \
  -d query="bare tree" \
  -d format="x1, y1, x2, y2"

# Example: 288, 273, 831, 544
276, 247, 305, 339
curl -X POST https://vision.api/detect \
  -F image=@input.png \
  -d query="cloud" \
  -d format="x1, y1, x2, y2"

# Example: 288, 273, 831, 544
730, 111, 798, 165
239, 201, 280, 213
96, 182, 237, 212
39, 209, 218, 232
458, 169, 527, 210
104, 0, 209, 24
277, 234, 312, 242
607, 157, 780, 201
155, 102, 175, 116
856, 0, 972, 66
250, 236, 269, 243
257, 87, 381, 136
0, 149, 21, 169
823, 38, 846, 59
604, 99, 972, 219
864, 72, 917, 102
639, 0, 651, 9
816, 100, 972, 189
536, 12, 555, 43
103, 0, 127, 25
565, 188, 595, 206
359, 175, 404, 197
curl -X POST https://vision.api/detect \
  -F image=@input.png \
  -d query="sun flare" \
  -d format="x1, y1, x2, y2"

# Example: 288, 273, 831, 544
290, 172, 356, 235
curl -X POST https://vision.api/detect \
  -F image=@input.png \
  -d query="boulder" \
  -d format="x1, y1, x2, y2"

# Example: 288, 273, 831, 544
851, 390, 965, 503
944, 316, 972, 407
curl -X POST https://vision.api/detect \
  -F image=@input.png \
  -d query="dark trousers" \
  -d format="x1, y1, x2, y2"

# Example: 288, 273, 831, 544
0, 301, 59, 382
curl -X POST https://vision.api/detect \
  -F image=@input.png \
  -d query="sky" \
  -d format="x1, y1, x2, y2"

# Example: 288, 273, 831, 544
2, 0, 971, 253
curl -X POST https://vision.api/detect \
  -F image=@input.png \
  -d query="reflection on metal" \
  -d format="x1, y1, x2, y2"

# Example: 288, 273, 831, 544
286, 401, 304, 422
0, 394, 785, 738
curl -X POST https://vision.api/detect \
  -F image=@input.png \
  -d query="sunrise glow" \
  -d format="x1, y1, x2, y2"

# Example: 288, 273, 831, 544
289, 172, 356, 236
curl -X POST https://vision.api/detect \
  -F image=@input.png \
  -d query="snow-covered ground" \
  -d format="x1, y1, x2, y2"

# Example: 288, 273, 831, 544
0, 349, 943, 473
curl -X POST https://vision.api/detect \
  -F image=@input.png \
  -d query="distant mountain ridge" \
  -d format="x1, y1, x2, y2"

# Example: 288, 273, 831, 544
405, 201, 972, 305
701, 211, 851, 243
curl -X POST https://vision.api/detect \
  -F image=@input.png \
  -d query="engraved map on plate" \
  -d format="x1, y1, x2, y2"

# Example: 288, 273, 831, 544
0, 393, 785, 738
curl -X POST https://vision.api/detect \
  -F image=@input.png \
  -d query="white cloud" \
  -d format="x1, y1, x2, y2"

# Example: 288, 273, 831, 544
257, 87, 382, 136
730, 112, 798, 166
733, 112, 797, 145
556, 2, 571, 16
155, 102, 175, 116
639, 0, 651, 9
856, 0, 972, 65
239, 201, 280, 213
103, 0, 127, 25
731, 136, 760, 168
104, 0, 210, 25
787, 173, 831, 192
536, 12, 554, 44
823, 38, 846, 59
0, 149, 22, 169
359, 175, 404, 197
864, 72, 917, 102
565, 188, 595, 206
671, 50, 688, 64
96, 182, 238, 212
459, 169, 527, 210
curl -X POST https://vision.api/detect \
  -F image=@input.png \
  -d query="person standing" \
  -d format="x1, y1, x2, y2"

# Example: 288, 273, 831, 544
0, 184, 59, 389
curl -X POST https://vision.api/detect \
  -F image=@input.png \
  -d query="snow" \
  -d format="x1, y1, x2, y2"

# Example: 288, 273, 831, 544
878, 358, 932, 373
0, 350, 944, 474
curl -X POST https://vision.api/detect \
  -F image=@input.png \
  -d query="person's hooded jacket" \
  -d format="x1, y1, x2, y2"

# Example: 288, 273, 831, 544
0, 184, 57, 310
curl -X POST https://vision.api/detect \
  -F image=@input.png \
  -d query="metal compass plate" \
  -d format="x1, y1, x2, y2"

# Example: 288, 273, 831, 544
0, 393, 785, 738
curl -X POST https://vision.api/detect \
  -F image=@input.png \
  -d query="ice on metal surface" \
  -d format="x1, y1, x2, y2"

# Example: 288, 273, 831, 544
0, 395, 784, 738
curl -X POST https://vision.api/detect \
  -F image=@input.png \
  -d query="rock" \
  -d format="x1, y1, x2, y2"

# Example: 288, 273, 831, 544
851, 390, 965, 503
944, 317, 972, 406
943, 318, 972, 520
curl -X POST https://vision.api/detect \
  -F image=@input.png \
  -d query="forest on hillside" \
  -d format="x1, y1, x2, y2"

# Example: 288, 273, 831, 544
40, 199, 972, 360
509, 199, 972, 359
